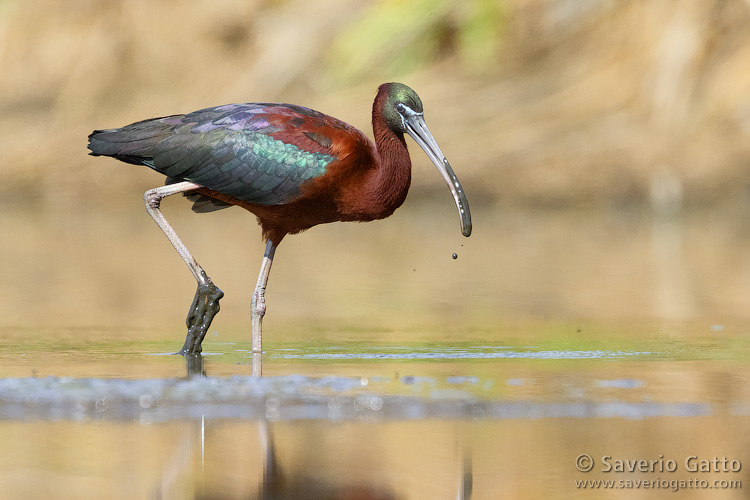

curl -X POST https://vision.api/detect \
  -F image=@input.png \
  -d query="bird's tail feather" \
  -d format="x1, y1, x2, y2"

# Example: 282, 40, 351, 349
87, 115, 182, 166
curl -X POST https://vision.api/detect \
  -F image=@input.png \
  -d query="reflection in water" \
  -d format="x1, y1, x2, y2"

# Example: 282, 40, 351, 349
185, 352, 260, 378
2, 345, 750, 499
154, 416, 205, 499
162, 355, 469, 500
193, 420, 407, 500
185, 354, 206, 379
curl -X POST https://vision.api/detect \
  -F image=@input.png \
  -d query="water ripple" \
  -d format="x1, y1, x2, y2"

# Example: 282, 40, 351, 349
277, 349, 651, 360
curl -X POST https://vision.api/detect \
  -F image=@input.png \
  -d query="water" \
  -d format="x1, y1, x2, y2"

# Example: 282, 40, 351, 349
4, 204, 750, 498
1, 329, 749, 500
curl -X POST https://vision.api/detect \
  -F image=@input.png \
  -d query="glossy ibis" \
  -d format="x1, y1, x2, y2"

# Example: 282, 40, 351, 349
88, 83, 471, 355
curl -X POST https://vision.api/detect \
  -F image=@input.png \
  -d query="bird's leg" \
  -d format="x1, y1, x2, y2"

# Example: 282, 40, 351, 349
251, 240, 276, 353
144, 182, 224, 355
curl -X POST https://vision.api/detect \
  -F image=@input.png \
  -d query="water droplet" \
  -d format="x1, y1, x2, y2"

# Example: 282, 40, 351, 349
452, 253, 458, 260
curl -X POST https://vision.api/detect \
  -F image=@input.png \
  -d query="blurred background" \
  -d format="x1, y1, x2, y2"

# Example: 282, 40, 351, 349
3, 0, 750, 338
3, 4, 750, 498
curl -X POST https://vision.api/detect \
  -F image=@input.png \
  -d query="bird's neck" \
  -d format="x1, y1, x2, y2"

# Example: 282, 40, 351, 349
365, 100, 412, 217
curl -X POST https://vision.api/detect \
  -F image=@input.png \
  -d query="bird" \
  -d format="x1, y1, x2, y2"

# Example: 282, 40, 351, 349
88, 83, 471, 355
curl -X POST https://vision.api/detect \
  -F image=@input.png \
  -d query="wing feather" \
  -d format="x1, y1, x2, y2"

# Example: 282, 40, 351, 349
88, 103, 344, 206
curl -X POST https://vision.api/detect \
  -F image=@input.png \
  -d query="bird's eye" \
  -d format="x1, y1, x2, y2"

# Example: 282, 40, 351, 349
395, 103, 406, 113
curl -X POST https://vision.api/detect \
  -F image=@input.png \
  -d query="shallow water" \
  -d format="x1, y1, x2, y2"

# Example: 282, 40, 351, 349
2, 327, 750, 500
5, 203, 750, 498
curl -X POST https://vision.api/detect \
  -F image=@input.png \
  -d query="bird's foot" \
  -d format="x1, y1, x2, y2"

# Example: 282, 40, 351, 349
178, 281, 224, 355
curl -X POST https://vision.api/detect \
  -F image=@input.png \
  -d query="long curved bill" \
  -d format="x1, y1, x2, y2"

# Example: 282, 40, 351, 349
405, 114, 472, 237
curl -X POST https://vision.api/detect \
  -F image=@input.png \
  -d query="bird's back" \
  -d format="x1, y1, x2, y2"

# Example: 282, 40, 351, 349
88, 103, 363, 207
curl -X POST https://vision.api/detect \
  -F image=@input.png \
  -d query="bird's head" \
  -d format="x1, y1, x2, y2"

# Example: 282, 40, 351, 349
378, 82, 472, 237
381, 82, 424, 133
